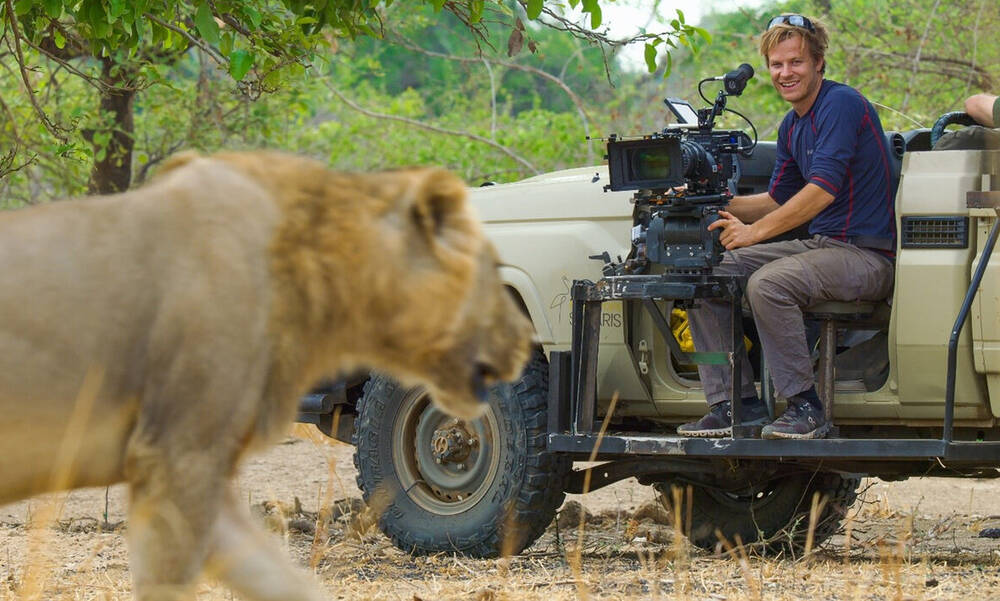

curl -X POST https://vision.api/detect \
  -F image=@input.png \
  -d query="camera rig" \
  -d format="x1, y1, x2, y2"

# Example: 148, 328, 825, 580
562, 66, 762, 438
605, 65, 755, 273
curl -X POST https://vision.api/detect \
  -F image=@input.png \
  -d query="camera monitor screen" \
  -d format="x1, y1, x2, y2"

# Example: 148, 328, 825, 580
665, 98, 699, 125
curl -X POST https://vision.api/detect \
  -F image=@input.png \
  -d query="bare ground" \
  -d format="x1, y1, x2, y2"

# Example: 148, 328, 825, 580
2, 425, 1000, 600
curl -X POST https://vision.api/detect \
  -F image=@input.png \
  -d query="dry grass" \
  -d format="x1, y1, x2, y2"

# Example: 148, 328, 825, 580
3, 432, 1000, 600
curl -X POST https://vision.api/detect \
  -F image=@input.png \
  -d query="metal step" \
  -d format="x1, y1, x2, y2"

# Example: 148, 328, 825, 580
548, 432, 1000, 461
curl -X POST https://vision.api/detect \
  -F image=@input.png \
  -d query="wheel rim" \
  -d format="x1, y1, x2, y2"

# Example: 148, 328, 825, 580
391, 387, 501, 515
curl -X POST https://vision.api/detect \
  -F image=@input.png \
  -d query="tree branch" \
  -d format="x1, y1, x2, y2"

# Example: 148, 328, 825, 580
844, 46, 994, 89
2, 0, 68, 142
322, 81, 539, 175
901, 0, 941, 112
389, 33, 594, 163
19, 33, 108, 92
0, 89, 27, 147
0, 145, 35, 180
962, 0, 988, 100
143, 13, 227, 66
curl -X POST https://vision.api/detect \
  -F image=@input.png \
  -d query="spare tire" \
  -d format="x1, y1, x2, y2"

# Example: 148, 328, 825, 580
654, 471, 859, 554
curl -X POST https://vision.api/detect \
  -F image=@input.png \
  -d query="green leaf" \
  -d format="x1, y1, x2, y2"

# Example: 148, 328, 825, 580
219, 31, 233, 56
93, 18, 109, 38
693, 26, 712, 43
429, 0, 446, 10
469, 0, 483, 24
589, 4, 601, 29
43, 0, 62, 19
13, 0, 32, 16
151, 22, 165, 46
194, 2, 220, 45
53, 29, 65, 48
644, 43, 657, 73
676, 8, 685, 25
526, 0, 542, 20
243, 6, 262, 28
229, 49, 254, 81
662, 51, 673, 78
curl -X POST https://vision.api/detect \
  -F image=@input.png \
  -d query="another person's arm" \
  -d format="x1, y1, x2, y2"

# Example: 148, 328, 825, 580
965, 93, 998, 127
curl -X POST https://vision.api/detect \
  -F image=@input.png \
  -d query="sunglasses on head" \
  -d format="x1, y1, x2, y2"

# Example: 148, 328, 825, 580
767, 14, 816, 33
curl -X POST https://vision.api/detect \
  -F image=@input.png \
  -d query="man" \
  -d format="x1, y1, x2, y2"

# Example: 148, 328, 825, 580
677, 14, 895, 440
935, 93, 1000, 150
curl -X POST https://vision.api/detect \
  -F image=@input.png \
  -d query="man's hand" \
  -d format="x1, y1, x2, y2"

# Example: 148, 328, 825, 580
708, 210, 760, 250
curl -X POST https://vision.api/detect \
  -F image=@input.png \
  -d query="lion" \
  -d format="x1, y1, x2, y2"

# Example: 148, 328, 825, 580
0, 151, 534, 600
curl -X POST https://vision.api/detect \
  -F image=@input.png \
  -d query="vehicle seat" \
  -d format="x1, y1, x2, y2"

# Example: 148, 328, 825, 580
801, 300, 892, 430
884, 132, 905, 202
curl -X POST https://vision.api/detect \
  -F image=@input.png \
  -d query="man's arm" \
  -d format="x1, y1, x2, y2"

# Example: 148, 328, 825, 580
965, 94, 998, 127
710, 183, 833, 250
726, 192, 780, 223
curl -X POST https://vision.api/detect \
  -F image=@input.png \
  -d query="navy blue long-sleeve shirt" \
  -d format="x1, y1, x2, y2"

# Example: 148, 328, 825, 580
767, 79, 895, 246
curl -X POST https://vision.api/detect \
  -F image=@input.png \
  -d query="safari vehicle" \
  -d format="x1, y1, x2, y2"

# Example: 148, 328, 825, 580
299, 89, 1000, 555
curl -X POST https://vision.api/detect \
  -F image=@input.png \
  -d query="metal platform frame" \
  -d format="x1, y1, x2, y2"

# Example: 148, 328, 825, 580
547, 196, 1000, 464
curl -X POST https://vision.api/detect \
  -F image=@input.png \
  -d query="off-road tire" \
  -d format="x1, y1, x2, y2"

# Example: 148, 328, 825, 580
352, 353, 570, 557
654, 471, 859, 554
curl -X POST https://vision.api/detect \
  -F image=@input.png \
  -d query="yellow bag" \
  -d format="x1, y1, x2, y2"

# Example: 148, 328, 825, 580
670, 308, 752, 354
670, 308, 696, 353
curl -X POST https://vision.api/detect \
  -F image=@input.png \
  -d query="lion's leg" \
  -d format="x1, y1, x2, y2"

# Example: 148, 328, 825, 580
125, 448, 229, 601
205, 492, 326, 601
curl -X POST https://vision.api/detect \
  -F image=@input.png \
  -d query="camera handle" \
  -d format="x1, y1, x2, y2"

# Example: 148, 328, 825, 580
697, 88, 729, 132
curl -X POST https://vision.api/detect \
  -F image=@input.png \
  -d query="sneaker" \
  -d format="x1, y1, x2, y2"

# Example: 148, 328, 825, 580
677, 399, 769, 438
761, 399, 830, 440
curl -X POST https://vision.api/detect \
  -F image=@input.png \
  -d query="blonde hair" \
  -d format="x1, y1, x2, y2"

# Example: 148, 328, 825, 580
759, 15, 829, 72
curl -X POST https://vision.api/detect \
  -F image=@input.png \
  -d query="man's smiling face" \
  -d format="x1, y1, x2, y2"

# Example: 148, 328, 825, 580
767, 34, 824, 115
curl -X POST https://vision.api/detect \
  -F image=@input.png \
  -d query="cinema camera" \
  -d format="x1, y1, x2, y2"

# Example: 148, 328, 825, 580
605, 64, 757, 272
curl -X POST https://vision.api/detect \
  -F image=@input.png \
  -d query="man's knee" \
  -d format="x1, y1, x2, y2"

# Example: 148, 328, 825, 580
746, 259, 810, 307
746, 271, 777, 308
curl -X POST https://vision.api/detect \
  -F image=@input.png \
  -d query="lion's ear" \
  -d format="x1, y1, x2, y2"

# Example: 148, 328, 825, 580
407, 169, 478, 254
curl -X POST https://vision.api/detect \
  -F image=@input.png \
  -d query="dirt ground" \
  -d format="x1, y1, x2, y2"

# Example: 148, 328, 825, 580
2, 425, 1000, 600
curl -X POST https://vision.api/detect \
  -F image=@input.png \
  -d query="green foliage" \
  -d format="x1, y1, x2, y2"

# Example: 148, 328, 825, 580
3, 0, 996, 208
649, 0, 998, 137
0, 0, 705, 198
813, 0, 1000, 130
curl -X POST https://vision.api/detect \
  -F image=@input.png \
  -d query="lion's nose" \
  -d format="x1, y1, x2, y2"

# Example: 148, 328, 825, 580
472, 362, 498, 401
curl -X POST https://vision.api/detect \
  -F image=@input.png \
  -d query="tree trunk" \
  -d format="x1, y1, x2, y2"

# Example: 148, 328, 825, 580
87, 58, 136, 195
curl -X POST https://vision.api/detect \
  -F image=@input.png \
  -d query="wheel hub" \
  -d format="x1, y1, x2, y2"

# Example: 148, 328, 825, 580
431, 424, 477, 464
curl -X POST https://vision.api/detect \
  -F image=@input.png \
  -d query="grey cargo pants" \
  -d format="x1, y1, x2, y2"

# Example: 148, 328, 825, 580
687, 235, 894, 406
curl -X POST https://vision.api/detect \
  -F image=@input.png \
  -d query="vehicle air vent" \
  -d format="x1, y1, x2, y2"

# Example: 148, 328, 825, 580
888, 132, 905, 159
900, 216, 969, 249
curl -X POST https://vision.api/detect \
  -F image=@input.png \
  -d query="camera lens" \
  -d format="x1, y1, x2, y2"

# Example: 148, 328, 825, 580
679, 140, 712, 178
